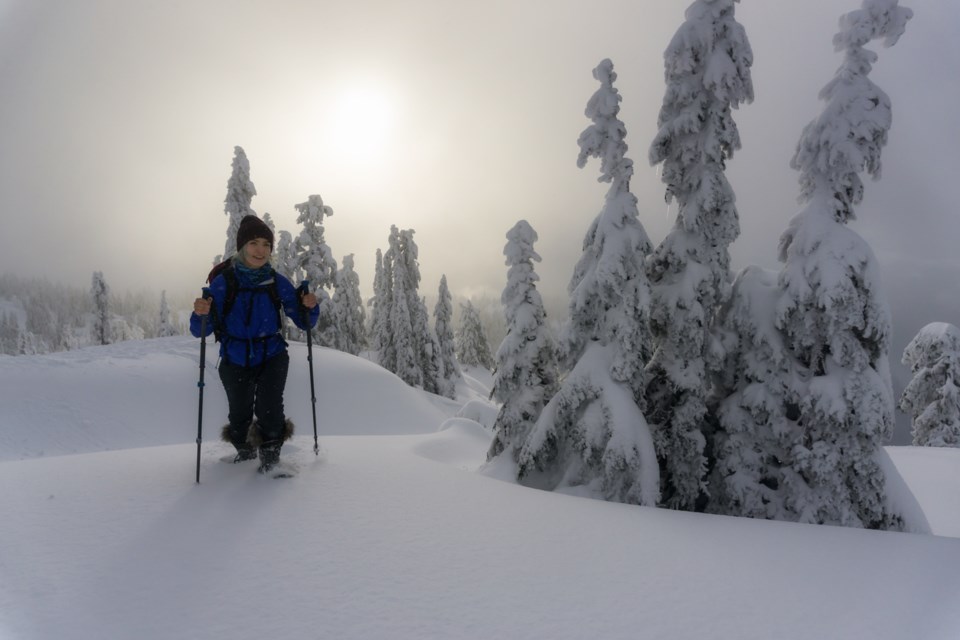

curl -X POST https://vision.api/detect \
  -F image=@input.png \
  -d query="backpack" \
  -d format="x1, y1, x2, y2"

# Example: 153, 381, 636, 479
206, 259, 283, 344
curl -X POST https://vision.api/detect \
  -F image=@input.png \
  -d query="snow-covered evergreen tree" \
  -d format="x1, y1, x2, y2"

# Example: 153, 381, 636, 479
368, 248, 387, 356
0, 312, 18, 355
900, 323, 960, 448
271, 229, 302, 340
774, 0, 912, 529
157, 290, 176, 337
90, 271, 111, 346
274, 229, 301, 283
709, 267, 799, 519
222, 146, 257, 260
372, 227, 436, 391
514, 59, 657, 505
645, 0, 753, 510
456, 300, 494, 371
331, 254, 367, 356
487, 220, 558, 461
433, 275, 460, 400
373, 241, 397, 373
262, 212, 276, 239
294, 195, 337, 346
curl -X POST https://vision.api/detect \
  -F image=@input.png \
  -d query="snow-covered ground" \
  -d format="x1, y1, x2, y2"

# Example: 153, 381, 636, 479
1, 337, 958, 640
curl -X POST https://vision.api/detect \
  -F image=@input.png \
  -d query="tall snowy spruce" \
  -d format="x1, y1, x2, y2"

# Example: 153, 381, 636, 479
487, 221, 559, 461
90, 271, 111, 346
294, 195, 338, 346
900, 323, 960, 448
775, 0, 912, 529
433, 275, 460, 399
377, 226, 438, 392
455, 300, 494, 371
645, 0, 753, 510
330, 254, 367, 356
222, 146, 257, 260
369, 248, 393, 369
513, 59, 658, 505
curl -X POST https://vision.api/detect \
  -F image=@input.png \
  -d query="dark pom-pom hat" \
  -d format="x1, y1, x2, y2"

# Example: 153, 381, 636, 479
236, 215, 274, 252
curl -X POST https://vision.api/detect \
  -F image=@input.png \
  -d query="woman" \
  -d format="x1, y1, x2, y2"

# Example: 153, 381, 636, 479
191, 214, 319, 473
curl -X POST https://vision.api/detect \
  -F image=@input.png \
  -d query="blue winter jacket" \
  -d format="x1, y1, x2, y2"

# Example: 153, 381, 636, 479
190, 265, 320, 368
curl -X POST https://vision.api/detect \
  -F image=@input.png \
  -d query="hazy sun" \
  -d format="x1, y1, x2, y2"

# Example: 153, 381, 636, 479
328, 84, 399, 164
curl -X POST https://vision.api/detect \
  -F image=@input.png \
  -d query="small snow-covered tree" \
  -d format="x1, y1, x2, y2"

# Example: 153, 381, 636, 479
487, 220, 558, 461
433, 275, 460, 400
91, 271, 111, 346
222, 146, 257, 260
262, 212, 276, 239
456, 300, 494, 371
295, 195, 337, 346
273, 229, 303, 339
331, 254, 367, 356
900, 323, 960, 448
645, 0, 753, 510
514, 59, 657, 505
0, 312, 18, 355
774, 0, 912, 529
157, 290, 176, 337
274, 229, 301, 282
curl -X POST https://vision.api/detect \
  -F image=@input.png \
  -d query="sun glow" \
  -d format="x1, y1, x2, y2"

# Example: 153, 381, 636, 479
328, 84, 400, 164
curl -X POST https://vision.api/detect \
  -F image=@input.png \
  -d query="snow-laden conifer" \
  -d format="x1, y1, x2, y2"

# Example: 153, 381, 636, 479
775, 0, 912, 529
294, 195, 337, 346
900, 323, 960, 448
487, 220, 558, 461
645, 0, 753, 510
399, 230, 439, 394
456, 300, 494, 371
272, 229, 302, 339
514, 59, 657, 505
222, 146, 257, 260
710, 267, 799, 519
369, 247, 393, 365
0, 313, 18, 355
157, 290, 176, 337
331, 254, 367, 356
377, 227, 436, 391
434, 275, 460, 399
274, 230, 301, 283
91, 271, 111, 346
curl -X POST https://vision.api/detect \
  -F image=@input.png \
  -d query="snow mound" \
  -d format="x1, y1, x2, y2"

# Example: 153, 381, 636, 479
304, 345, 450, 436
0, 337, 452, 462
454, 398, 498, 430
413, 417, 492, 468
886, 446, 960, 537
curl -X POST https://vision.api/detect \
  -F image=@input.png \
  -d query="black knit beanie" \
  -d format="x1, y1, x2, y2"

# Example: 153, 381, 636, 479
236, 215, 274, 252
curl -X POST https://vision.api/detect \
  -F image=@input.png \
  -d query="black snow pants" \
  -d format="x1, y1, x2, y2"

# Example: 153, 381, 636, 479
218, 350, 290, 446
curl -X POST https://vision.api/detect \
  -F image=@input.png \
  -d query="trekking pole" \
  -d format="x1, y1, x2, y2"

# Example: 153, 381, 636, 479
196, 287, 212, 483
299, 280, 320, 456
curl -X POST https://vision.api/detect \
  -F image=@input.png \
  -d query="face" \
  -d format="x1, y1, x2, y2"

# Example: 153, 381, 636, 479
241, 238, 272, 269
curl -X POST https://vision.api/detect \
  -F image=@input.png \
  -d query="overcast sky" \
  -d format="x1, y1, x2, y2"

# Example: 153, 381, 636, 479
1, 0, 957, 338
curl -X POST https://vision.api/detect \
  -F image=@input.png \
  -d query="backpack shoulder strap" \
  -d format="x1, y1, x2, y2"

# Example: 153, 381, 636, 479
214, 268, 239, 342
266, 269, 283, 331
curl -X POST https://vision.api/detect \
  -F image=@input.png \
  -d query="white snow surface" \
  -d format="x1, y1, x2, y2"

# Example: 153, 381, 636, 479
1, 337, 959, 640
